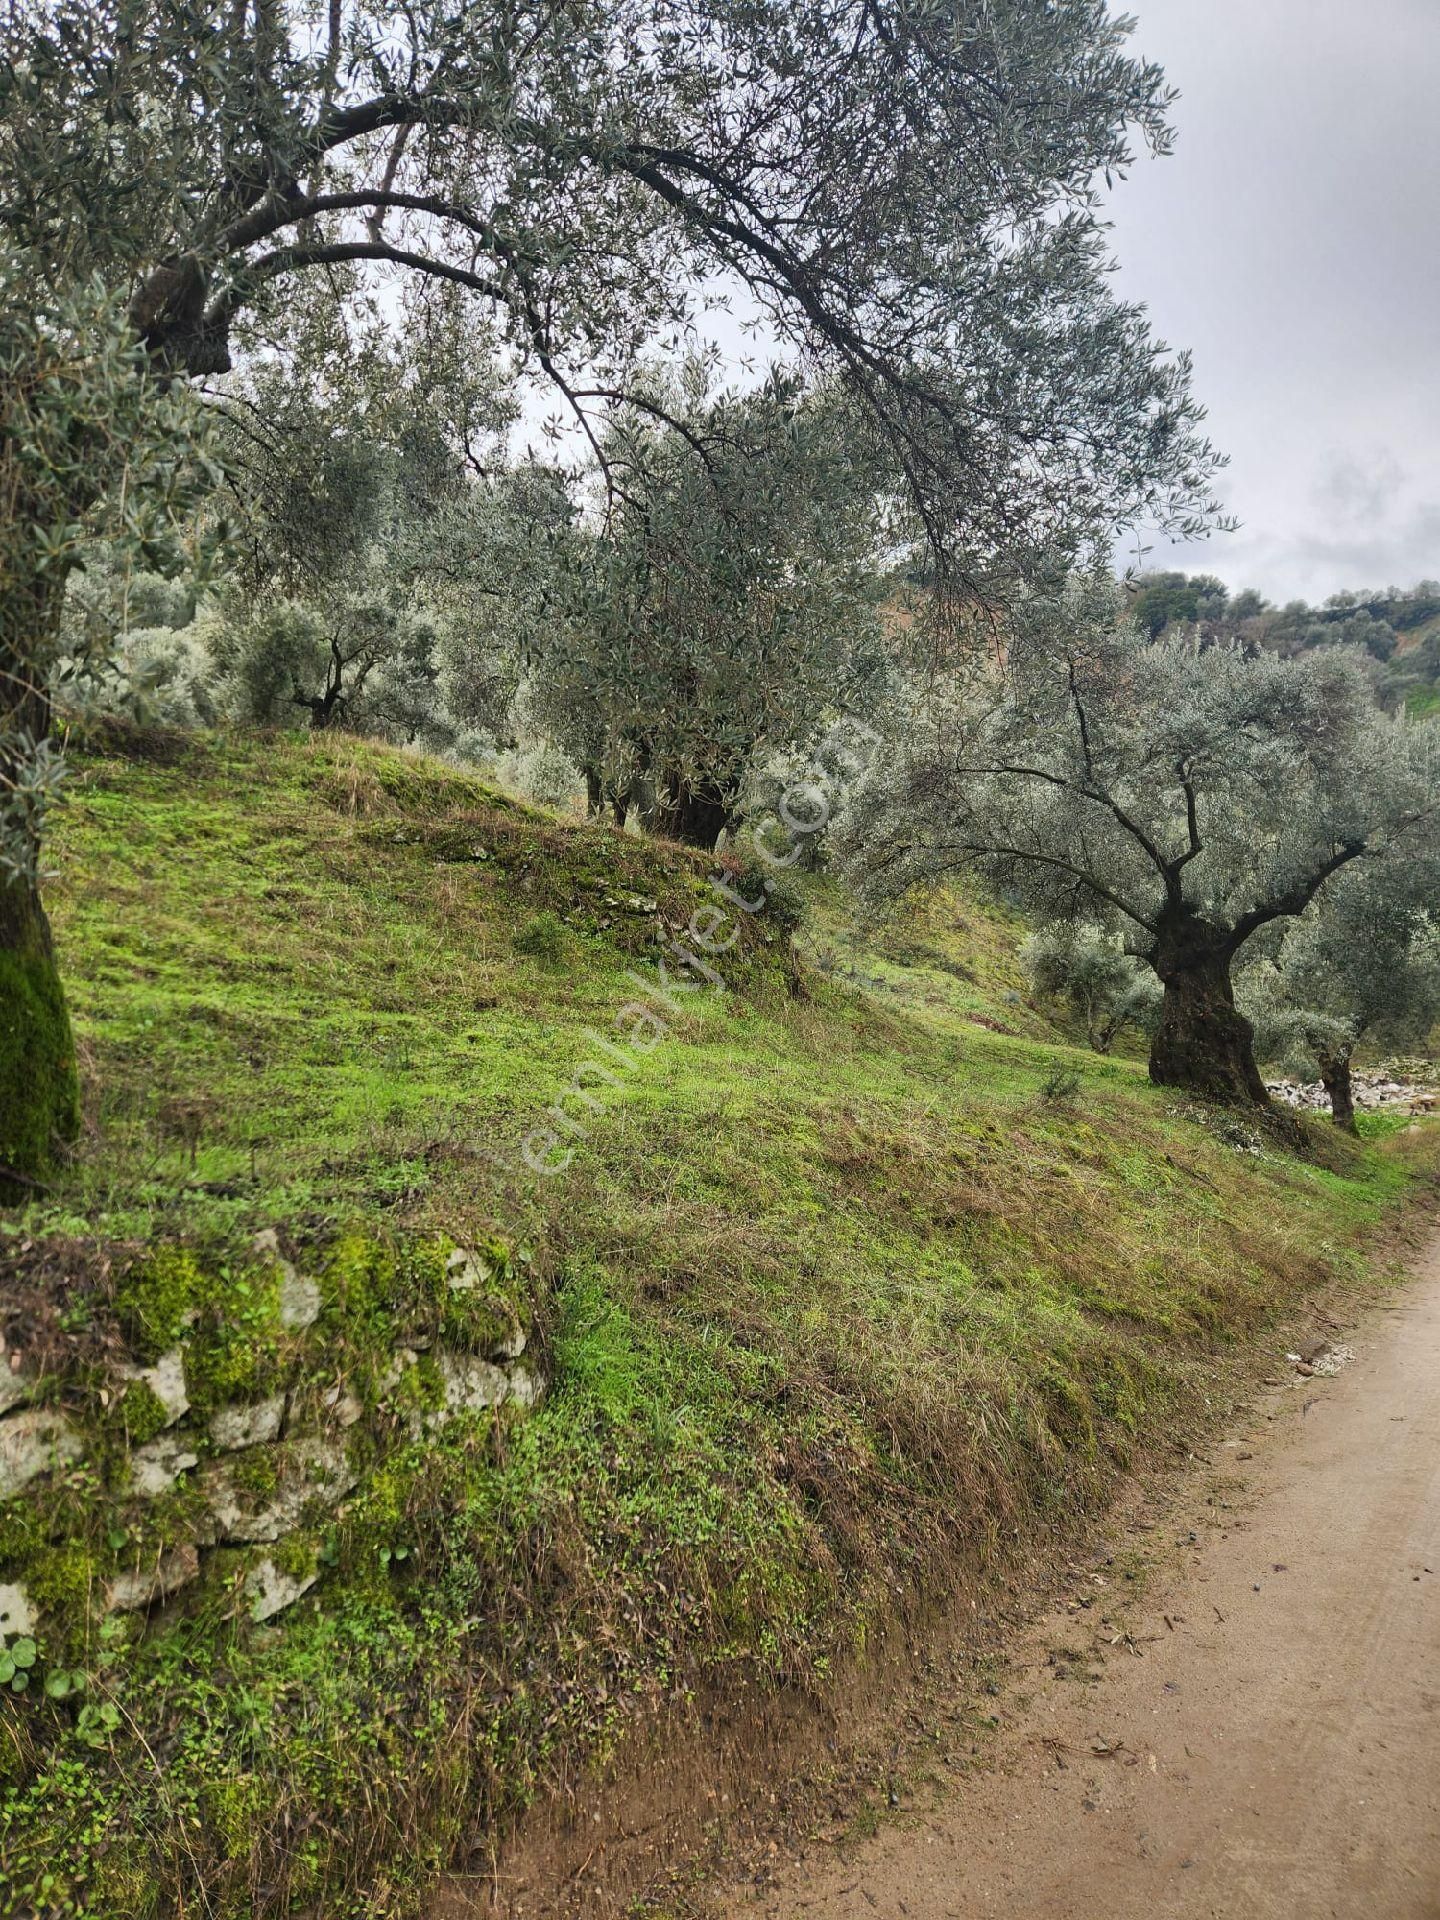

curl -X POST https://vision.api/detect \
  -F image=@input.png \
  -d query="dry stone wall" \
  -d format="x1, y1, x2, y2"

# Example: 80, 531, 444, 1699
0, 1228, 542, 1664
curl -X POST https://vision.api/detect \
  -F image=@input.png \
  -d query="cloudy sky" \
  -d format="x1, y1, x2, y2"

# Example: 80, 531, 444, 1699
1104, 0, 1440, 602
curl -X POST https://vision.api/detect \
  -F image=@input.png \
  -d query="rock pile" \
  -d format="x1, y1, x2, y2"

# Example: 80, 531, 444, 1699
1266, 1068, 1438, 1115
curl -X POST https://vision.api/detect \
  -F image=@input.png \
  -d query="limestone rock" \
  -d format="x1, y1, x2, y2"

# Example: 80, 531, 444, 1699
0, 1359, 33, 1419
205, 1438, 357, 1545
118, 1345, 189, 1427
0, 1407, 82, 1498
108, 1544, 200, 1613
0, 1582, 34, 1639
321, 1383, 364, 1427
278, 1266, 322, 1331
435, 1350, 509, 1416
209, 1394, 286, 1451
254, 1228, 321, 1330
445, 1247, 490, 1292
244, 1556, 319, 1622
504, 1363, 541, 1409
129, 1433, 200, 1499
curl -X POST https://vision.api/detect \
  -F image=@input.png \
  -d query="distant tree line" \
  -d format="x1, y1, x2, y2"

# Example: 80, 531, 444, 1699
1127, 570, 1440, 713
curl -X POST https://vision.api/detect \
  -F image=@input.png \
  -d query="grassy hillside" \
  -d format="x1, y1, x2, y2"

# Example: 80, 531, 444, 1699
0, 723, 1430, 1918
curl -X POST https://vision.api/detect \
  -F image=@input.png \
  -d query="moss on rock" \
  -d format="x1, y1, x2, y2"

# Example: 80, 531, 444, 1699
24, 1544, 101, 1642
112, 1247, 207, 1362
112, 1379, 170, 1451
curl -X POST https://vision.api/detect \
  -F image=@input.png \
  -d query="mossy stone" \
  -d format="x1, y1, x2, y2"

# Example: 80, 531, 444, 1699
113, 1248, 206, 1362
114, 1379, 170, 1450
25, 1544, 100, 1639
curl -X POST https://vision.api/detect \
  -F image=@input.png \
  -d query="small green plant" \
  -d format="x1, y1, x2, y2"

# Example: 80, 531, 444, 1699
74, 1700, 121, 1749
0, 1637, 37, 1692
1039, 1064, 1082, 1104
43, 1665, 87, 1701
513, 910, 570, 962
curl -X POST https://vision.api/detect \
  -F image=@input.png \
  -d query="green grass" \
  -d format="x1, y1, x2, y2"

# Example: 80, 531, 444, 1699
0, 720, 1432, 1917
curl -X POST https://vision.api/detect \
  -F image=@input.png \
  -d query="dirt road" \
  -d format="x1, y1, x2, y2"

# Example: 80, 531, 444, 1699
740, 1248, 1440, 1920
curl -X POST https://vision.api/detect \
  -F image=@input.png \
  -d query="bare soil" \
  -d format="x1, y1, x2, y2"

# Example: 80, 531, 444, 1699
731, 1241, 1440, 1920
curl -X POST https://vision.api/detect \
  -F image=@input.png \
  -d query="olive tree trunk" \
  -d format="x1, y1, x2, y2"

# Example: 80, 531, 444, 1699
0, 568, 81, 1198
1148, 924, 1269, 1107
659, 772, 732, 849
1317, 1045, 1358, 1134
0, 869, 80, 1198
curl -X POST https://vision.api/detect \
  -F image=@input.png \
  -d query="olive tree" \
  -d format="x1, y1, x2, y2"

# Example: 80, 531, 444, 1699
1242, 862, 1440, 1131
844, 583, 1440, 1107
0, 0, 1224, 1183
1023, 921, 1161, 1054
526, 379, 892, 846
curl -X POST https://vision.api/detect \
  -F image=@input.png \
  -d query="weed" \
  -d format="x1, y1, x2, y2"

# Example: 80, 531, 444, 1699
1039, 1065, 1082, 1105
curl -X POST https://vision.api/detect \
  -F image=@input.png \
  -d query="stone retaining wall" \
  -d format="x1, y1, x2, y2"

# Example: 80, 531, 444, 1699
0, 1229, 541, 1649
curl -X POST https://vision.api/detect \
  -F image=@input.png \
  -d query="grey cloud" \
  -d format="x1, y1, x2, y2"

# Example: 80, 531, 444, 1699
1313, 451, 1408, 529
1106, 0, 1440, 603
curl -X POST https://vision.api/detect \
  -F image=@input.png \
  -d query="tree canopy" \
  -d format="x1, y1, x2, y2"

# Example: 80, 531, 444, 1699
2, 0, 1223, 584
523, 376, 891, 844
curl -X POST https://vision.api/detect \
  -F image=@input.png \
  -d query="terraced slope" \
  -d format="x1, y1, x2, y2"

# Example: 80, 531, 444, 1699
0, 722, 1427, 1918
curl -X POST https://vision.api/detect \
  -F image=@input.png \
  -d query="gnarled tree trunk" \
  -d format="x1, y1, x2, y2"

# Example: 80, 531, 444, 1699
1148, 920, 1269, 1107
584, 770, 633, 829
1317, 1044, 1358, 1134
0, 871, 80, 1200
659, 772, 732, 850
0, 567, 81, 1198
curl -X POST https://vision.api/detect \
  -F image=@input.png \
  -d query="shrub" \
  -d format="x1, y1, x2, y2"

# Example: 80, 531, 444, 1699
1023, 922, 1161, 1054
1039, 1064, 1082, 1104
720, 851, 808, 935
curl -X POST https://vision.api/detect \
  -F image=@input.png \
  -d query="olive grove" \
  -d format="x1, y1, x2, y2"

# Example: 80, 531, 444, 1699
0, 0, 1228, 1184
